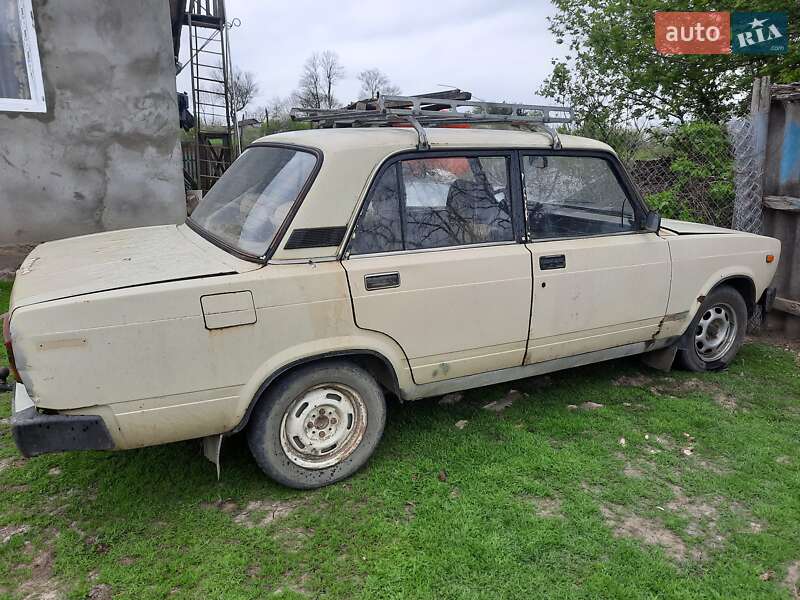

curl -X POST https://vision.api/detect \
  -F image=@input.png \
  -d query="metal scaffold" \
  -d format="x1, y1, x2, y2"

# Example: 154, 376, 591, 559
180, 0, 238, 193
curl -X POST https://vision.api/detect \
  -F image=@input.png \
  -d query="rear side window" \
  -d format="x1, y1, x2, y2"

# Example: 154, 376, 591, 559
349, 155, 513, 255
522, 155, 638, 240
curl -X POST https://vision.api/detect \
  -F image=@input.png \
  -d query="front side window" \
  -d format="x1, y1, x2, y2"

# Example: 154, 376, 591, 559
349, 155, 513, 255
190, 146, 317, 256
523, 155, 638, 240
0, 0, 46, 113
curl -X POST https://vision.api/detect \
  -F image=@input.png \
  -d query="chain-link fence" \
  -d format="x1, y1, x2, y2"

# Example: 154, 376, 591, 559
612, 120, 762, 234
727, 118, 764, 234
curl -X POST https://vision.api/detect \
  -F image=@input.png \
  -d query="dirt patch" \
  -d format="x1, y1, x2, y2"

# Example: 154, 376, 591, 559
200, 498, 238, 513
1, 524, 29, 544
653, 434, 676, 450
483, 389, 523, 413
669, 379, 743, 410
641, 433, 729, 473
615, 375, 744, 411
748, 332, 800, 355
276, 572, 312, 597
87, 584, 112, 600
601, 504, 694, 562
246, 564, 261, 580
521, 495, 563, 518
623, 463, 645, 479
17, 546, 63, 600
666, 485, 719, 521
580, 481, 603, 495
0, 457, 26, 472
438, 392, 463, 405
274, 527, 314, 552
777, 455, 792, 465
712, 391, 738, 410
3, 483, 30, 494
601, 484, 762, 563
693, 457, 732, 475
579, 401, 604, 411
232, 499, 303, 529
784, 560, 800, 600
402, 501, 415, 523
613, 374, 654, 387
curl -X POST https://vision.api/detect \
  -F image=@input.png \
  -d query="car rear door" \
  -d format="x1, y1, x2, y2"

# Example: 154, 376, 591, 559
342, 152, 532, 385
520, 152, 671, 364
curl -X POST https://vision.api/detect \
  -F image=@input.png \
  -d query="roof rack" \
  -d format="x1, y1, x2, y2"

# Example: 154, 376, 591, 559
290, 94, 573, 150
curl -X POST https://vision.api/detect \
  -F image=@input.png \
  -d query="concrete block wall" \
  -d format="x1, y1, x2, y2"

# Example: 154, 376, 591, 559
0, 0, 186, 277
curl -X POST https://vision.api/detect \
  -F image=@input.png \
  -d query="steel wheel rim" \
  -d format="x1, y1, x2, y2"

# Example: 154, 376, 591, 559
694, 302, 738, 363
280, 383, 367, 469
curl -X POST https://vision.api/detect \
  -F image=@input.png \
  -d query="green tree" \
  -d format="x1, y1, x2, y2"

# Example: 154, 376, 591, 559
539, 1, 799, 126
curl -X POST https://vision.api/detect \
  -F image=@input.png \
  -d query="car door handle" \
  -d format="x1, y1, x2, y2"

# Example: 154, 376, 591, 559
539, 254, 566, 270
364, 272, 400, 291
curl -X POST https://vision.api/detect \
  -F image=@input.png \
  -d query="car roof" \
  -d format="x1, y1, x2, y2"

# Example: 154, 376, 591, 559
265, 126, 617, 262
253, 126, 616, 155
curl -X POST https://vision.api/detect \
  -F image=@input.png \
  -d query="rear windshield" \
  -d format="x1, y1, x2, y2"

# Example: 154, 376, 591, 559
189, 145, 318, 257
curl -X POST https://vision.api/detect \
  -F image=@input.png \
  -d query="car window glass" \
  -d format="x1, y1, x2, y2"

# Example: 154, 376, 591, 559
403, 156, 512, 250
523, 155, 637, 240
350, 156, 514, 255
348, 167, 403, 255
190, 146, 317, 256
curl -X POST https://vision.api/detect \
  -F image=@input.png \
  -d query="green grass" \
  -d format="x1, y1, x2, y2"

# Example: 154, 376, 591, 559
1, 282, 799, 599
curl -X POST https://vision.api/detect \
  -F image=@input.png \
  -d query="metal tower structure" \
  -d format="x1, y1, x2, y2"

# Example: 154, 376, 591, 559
183, 0, 236, 193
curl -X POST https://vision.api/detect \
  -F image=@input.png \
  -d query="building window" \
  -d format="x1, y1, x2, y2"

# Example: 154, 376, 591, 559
0, 0, 45, 113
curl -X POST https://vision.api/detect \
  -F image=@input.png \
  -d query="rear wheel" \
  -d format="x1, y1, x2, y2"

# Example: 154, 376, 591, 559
247, 361, 386, 489
676, 286, 748, 372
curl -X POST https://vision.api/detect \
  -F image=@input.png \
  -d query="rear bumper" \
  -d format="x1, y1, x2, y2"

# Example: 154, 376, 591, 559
10, 384, 115, 458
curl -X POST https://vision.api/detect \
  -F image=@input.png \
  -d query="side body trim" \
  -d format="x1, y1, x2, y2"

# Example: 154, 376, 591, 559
401, 337, 679, 400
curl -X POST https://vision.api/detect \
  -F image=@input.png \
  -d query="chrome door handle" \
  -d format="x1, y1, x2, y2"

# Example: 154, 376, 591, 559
539, 254, 566, 270
364, 272, 400, 291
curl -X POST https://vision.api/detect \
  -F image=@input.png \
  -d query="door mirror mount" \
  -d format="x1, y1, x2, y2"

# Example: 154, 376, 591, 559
644, 210, 661, 233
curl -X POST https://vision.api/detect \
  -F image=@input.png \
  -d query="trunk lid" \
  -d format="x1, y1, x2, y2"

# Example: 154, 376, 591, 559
10, 224, 259, 309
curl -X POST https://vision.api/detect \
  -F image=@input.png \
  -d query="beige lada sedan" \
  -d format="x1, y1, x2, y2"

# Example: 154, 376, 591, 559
4, 127, 779, 488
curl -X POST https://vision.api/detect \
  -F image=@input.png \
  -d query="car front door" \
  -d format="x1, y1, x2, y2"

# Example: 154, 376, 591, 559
521, 152, 671, 364
342, 152, 532, 385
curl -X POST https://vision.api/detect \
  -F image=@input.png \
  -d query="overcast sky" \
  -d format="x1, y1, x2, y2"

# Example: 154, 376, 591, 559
178, 0, 566, 114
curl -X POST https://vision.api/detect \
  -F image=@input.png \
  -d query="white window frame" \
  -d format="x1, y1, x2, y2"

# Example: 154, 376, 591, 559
1, 0, 46, 113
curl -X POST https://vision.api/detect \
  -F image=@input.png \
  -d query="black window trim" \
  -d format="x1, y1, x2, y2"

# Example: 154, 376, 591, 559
342, 148, 524, 259
518, 148, 650, 243
186, 141, 324, 264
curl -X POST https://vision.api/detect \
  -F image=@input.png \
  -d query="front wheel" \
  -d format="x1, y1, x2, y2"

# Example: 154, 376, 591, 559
676, 285, 748, 372
247, 361, 386, 489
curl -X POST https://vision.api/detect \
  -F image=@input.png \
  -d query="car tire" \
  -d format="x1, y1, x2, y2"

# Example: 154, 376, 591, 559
246, 361, 386, 489
676, 285, 748, 372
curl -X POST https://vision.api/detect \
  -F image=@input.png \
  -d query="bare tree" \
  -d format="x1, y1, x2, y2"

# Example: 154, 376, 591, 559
214, 66, 259, 115
295, 53, 323, 109
357, 68, 401, 99
267, 95, 291, 122
294, 51, 344, 109
319, 50, 345, 109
